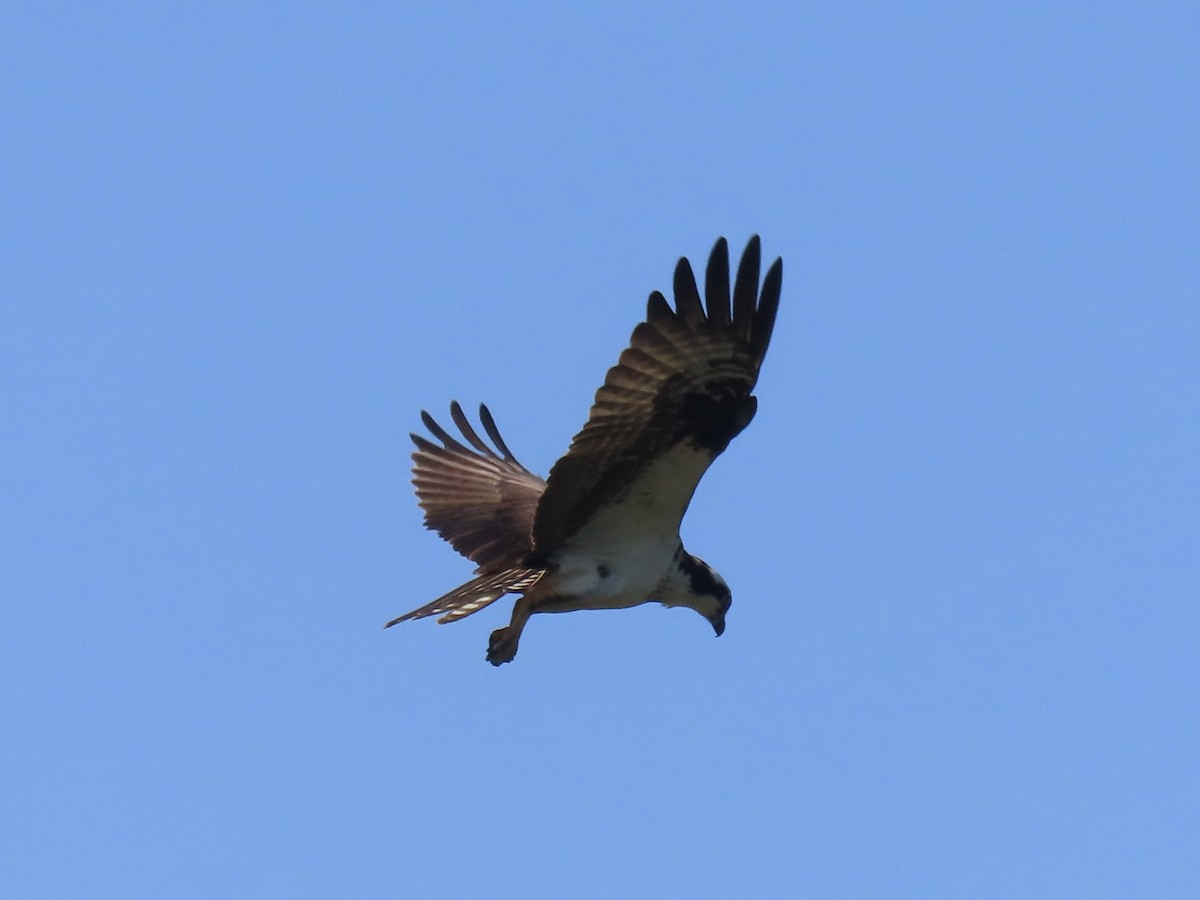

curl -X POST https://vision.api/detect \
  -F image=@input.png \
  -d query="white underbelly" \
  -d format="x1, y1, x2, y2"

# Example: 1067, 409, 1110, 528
532, 444, 714, 615
535, 532, 678, 614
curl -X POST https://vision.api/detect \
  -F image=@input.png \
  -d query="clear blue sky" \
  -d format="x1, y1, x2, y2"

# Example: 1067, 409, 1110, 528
4, 2, 1198, 897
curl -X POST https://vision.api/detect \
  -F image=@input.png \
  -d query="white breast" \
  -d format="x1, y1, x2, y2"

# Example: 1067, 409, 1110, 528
536, 527, 679, 614
534, 442, 713, 615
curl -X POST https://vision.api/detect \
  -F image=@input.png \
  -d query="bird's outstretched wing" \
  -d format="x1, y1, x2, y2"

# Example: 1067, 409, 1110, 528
410, 402, 546, 572
530, 235, 782, 555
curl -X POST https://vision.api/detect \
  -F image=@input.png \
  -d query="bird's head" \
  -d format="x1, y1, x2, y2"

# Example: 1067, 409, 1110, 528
672, 552, 732, 637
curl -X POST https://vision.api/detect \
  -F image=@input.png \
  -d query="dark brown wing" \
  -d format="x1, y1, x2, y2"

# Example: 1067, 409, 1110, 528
410, 402, 546, 571
530, 236, 783, 554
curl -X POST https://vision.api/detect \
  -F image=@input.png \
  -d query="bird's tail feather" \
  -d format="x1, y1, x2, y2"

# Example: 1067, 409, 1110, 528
384, 567, 543, 628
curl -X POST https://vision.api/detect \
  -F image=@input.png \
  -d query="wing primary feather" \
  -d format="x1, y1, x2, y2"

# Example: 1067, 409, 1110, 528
672, 257, 707, 326
705, 237, 731, 326
410, 432, 436, 452
647, 290, 673, 322
420, 409, 471, 454
479, 404, 520, 462
732, 235, 761, 341
450, 401, 501, 459
751, 257, 783, 368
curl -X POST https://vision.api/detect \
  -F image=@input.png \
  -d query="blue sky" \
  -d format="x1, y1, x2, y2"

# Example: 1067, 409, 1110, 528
3, 2, 1198, 897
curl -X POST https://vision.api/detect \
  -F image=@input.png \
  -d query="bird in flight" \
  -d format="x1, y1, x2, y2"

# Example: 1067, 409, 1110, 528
386, 236, 783, 665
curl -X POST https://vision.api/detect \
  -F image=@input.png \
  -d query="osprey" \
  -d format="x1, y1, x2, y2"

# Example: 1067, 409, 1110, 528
387, 236, 783, 665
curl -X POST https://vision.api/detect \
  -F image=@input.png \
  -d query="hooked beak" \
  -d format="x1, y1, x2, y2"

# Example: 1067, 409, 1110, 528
710, 613, 726, 637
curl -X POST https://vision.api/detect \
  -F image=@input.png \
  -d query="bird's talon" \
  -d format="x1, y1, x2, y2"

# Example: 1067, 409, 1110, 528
486, 626, 519, 666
